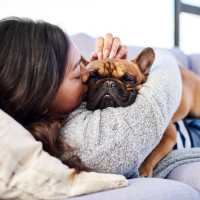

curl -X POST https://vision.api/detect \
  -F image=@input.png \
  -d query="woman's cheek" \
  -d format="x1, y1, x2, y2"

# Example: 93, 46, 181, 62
72, 81, 84, 102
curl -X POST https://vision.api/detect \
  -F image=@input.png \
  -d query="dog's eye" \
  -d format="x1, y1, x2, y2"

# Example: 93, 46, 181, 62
90, 72, 101, 81
123, 74, 136, 84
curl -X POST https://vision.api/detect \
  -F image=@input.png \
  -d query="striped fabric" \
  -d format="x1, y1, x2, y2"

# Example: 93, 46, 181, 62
174, 118, 200, 149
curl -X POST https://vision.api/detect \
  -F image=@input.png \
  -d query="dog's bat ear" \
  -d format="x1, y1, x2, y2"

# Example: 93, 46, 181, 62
133, 47, 155, 75
80, 56, 90, 83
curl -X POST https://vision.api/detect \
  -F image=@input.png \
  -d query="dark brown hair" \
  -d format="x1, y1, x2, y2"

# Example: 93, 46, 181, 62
0, 17, 88, 171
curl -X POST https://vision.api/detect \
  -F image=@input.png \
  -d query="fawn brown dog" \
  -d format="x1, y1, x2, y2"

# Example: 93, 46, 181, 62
80, 47, 200, 177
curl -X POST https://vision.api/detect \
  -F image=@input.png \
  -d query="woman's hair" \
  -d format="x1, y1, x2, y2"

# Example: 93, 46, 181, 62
0, 17, 88, 171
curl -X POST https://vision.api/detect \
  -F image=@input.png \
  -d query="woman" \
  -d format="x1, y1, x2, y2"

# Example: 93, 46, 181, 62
0, 17, 200, 199
0, 17, 127, 170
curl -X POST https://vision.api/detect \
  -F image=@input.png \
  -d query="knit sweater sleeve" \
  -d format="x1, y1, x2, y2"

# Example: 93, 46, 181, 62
61, 50, 182, 178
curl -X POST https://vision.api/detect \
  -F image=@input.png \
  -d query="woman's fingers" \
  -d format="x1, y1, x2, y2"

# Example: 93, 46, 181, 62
109, 37, 121, 59
91, 33, 127, 60
116, 45, 128, 59
96, 36, 104, 59
103, 33, 113, 59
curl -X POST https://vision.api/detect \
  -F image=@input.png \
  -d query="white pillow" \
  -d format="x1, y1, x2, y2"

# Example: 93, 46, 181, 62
0, 109, 128, 199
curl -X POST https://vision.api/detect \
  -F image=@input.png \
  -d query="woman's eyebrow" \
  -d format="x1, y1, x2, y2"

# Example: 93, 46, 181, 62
73, 57, 81, 70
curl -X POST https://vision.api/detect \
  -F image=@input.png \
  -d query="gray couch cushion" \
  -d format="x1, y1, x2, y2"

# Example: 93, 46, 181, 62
167, 162, 200, 192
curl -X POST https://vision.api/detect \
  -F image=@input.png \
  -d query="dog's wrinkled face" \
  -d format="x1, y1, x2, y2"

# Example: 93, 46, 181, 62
80, 47, 155, 110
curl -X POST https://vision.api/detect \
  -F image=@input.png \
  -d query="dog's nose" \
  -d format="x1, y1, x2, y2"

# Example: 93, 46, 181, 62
104, 80, 116, 88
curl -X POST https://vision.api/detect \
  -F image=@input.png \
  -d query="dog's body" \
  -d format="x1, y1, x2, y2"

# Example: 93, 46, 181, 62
139, 66, 200, 176
80, 48, 200, 177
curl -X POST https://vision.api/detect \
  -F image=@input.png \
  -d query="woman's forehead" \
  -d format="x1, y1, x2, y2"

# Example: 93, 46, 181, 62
69, 41, 80, 57
66, 42, 81, 72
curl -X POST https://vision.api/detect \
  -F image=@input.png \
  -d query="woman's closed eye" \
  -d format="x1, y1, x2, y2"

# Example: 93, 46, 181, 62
75, 74, 81, 79
74, 71, 81, 79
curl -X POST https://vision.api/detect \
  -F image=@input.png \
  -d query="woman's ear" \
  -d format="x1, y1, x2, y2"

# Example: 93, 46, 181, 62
132, 47, 155, 75
80, 56, 90, 83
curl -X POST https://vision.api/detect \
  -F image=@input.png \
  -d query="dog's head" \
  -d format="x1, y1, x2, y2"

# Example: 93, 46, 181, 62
80, 47, 155, 110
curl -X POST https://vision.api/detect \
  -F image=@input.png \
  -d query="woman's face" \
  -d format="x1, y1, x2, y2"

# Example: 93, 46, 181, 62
50, 41, 88, 114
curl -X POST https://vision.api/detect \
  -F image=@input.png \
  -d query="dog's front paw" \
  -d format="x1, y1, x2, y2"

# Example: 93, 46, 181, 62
68, 171, 128, 197
139, 163, 153, 177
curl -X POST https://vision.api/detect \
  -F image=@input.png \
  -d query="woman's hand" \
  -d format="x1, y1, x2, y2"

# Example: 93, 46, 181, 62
90, 33, 128, 60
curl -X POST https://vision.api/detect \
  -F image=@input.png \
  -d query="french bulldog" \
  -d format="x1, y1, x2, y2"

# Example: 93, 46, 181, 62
81, 48, 154, 110
80, 48, 200, 177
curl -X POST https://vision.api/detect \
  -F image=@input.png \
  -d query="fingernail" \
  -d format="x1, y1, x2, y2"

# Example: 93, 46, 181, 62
91, 51, 96, 57
103, 50, 109, 59
98, 52, 102, 60
109, 51, 115, 59
90, 52, 97, 61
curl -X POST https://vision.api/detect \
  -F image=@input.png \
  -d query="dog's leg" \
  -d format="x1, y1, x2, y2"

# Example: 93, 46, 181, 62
139, 122, 177, 177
